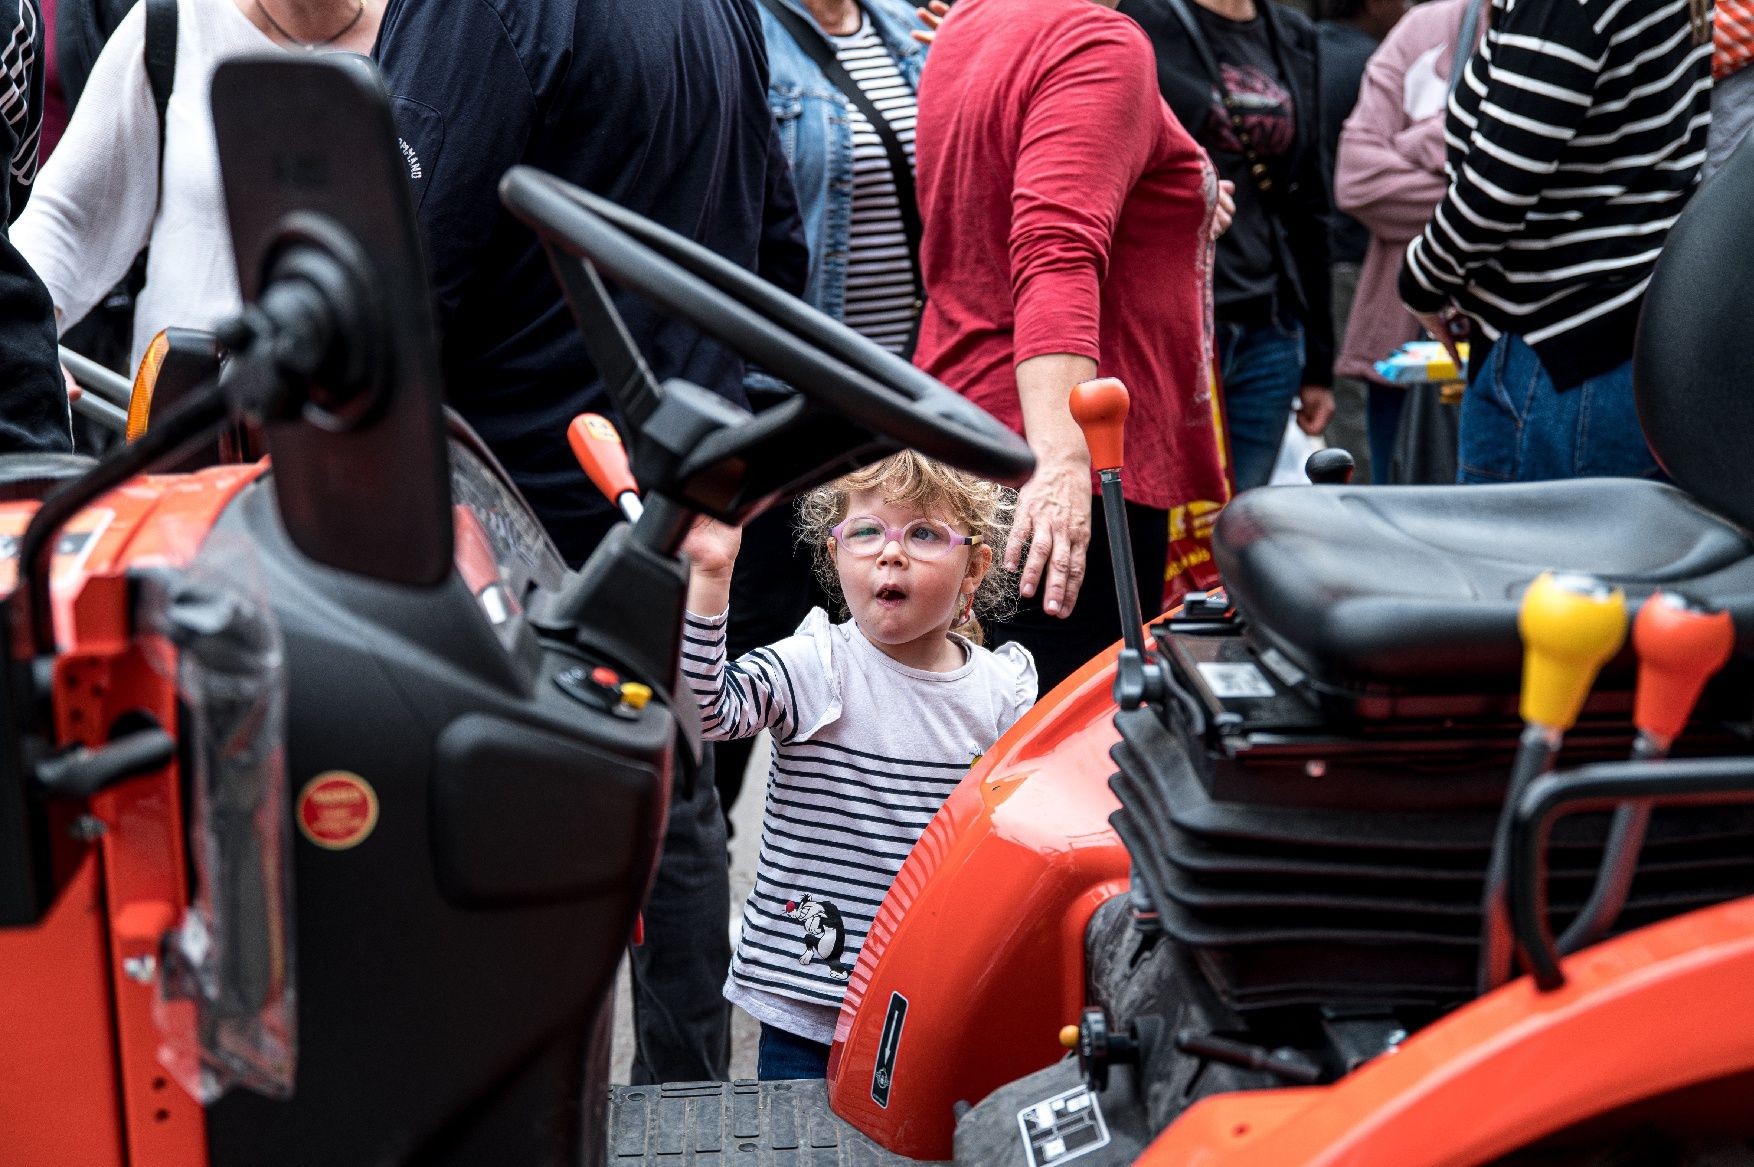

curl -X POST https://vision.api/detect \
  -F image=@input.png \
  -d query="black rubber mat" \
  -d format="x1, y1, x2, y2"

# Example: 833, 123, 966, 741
607, 1079, 939, 1165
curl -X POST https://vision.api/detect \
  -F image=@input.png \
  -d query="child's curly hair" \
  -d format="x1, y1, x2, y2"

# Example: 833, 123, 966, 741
797, 451, 1018, 644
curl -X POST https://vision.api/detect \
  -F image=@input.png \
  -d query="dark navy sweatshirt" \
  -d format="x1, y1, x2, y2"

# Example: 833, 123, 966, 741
374, 0, 807, 565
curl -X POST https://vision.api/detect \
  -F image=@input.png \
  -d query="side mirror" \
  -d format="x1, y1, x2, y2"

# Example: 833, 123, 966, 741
209, 55, 452, 588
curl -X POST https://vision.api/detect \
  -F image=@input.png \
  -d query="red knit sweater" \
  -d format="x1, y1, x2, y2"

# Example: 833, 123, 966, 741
913, 0, 1226, 515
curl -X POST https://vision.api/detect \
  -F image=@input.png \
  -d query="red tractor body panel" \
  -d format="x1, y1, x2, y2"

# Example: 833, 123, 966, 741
827, 644, 1133, 1160
0, 465, 266, 1167
1141, 896, 1754, 1167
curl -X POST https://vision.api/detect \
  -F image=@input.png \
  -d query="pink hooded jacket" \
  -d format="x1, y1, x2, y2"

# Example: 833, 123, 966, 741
1334, 0, 1473, 385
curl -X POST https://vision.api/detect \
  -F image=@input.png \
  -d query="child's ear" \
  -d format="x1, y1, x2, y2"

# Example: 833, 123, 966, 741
966, 542, 993, 586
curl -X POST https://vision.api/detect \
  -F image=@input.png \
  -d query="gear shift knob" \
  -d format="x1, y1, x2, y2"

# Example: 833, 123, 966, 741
568, 412, 642, 521
1518, 571, 1628, 733
1632, 591, 1735, 749
1069, 378, 1128, 473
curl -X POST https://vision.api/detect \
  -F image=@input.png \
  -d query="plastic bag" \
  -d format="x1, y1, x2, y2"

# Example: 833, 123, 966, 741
145, 534, 295, 1102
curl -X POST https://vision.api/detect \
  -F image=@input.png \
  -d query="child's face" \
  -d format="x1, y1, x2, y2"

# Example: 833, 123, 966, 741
831, 489, 991, 669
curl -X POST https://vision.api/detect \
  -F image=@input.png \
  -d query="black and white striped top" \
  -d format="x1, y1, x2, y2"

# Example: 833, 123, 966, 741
1400, 0, 1711, 387
828, 17, 920, 354
682, 607, 1035, 1043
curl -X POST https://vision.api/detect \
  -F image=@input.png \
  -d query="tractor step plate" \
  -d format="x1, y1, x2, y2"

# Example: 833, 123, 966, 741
607, 1079, 937, 1165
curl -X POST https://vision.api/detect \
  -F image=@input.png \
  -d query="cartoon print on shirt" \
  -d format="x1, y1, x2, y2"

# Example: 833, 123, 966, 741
1205, 65, 1295, 157
786, 894, 851, 981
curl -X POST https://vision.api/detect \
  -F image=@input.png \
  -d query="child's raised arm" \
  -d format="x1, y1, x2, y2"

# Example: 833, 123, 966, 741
679, 515, 803, 743
682, 515, 742, 617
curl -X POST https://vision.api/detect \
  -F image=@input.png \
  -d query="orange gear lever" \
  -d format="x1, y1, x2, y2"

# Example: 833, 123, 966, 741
568, 413, 642, 521
1069, 378, 1129, 472
1631, 592, 1735, 750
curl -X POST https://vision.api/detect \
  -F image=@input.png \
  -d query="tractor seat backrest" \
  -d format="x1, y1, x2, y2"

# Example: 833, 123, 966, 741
1635, 136, 1754, 528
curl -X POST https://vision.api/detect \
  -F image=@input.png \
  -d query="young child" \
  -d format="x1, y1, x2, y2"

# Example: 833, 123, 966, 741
681, 451, 1038, 1080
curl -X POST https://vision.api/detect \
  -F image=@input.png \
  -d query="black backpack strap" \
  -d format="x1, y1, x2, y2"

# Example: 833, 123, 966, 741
753, 0, 924, 356
143, 0, 176, 202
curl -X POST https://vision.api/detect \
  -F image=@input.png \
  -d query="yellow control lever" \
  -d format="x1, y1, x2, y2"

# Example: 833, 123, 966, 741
1518, 571, 1628, 732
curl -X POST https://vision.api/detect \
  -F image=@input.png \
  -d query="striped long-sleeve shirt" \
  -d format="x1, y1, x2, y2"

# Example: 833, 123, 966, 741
682, 607, 1035, 1043
1399, 0, 1711, 389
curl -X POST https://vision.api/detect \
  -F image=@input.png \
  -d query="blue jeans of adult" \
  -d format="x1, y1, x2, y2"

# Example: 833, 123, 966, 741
1216, 315, 1306, 492
627, 749, 733, 1084
1457, 334, 1659, 484
757, 1023, 831, 1080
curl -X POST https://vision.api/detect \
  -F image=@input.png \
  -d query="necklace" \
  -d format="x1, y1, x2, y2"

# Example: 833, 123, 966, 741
253, 0, 366, 49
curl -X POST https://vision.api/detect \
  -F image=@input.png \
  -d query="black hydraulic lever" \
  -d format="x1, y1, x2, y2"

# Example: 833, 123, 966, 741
36, 725, 177, 800
1069, 378, 1144, 658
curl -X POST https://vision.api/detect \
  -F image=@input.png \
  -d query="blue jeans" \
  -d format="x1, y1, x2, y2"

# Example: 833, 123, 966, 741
1367, 382, 1407, 482
1216, 316, 1306, 492
1457, 335, 1659, 484
757, 1023, 831, 1080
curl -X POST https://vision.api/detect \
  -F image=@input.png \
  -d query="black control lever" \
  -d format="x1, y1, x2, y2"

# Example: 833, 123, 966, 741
1305, 448, 1356, 485
37, 725, 176, 799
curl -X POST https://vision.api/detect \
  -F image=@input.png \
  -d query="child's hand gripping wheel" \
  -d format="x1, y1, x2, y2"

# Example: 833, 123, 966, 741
1555, 592, 1736, 954
1481, 571, 1628, 990
568, 413, 642, 522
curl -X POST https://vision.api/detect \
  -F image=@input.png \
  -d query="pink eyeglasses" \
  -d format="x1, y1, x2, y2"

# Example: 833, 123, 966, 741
829, 516, 981, 561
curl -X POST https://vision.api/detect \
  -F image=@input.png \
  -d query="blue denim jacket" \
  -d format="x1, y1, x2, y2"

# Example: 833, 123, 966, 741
759, 0, 925, 323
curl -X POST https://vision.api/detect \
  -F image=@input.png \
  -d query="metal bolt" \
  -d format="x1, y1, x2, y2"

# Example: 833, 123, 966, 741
122, 955, 157, 985
69, 815, 108, 841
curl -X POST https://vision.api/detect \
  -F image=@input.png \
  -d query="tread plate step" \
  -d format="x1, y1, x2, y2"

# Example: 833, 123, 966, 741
607, 1079, 940, 1166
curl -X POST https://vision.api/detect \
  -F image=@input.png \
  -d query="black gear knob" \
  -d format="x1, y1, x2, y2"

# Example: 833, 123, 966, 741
1076, 1006, 1138, 1092
1305, 448, 1356, 485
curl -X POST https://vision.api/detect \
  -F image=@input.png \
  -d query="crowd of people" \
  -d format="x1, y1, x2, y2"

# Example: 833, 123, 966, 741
0, 0, 1742, 1085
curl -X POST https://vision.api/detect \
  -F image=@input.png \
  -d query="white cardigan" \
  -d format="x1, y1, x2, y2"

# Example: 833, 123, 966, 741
15, 0, 275, 369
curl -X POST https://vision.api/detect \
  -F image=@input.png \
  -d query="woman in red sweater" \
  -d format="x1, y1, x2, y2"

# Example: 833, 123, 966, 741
913, 0, 1231, 689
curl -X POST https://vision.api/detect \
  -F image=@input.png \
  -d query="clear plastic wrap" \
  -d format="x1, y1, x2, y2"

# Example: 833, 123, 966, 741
145, 534, 294, 1102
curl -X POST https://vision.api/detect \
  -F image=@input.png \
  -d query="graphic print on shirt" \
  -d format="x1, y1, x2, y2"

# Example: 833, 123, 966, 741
787, 894, 851, 981
1205, 65, 1294, 158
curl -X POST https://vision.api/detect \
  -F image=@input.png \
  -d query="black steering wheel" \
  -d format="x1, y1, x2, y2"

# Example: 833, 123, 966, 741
498, 166, 1035, 493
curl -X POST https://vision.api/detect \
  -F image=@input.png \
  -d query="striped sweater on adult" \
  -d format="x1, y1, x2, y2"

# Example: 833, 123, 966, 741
1399, 0, 1711, 388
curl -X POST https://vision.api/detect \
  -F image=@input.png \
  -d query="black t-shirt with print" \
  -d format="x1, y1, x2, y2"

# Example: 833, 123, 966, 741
1193, 3, 1295, 315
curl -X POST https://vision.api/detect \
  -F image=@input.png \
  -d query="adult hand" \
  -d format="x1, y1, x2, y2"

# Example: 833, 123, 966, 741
1212, 179, 1236, 238
1295, 385, 1334, 436
1005, 447, 1092, 617
912, 0, 948, 44
1413, 308, 1466, 373
61, 364, 81, 403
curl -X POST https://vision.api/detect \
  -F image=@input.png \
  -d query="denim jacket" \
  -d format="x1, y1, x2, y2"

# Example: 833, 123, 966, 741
759, 0, 925, 323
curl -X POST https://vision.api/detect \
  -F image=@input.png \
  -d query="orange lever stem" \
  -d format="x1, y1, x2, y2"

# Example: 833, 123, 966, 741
1632, 592, 1735, 745
568, 413, 639, 507
1069, 378, 1129, 473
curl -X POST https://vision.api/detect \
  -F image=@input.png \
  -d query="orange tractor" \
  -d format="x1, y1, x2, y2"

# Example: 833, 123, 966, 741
5, 53, 1754, 1167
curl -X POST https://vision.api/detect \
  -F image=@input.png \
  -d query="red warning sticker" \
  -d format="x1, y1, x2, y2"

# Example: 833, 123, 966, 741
297, 772, 379, 850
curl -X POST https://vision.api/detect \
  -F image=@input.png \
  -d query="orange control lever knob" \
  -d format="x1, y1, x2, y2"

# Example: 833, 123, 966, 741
1632, 592, 1735, 745
1069, 378, 1129, 473
568, 413, 639, 506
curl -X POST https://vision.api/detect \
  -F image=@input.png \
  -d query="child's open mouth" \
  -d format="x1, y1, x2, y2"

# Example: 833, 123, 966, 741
874, 583, 907, 608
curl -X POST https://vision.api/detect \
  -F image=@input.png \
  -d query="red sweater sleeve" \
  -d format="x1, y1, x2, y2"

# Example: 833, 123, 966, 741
1009, 22, 1161, 367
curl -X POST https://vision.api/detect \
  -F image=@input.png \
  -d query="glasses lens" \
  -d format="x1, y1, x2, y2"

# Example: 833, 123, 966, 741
839, 517, 886, 555
902, 520, 954, 560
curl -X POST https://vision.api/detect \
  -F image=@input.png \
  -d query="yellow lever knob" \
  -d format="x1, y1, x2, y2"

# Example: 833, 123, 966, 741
1519, 571, 1628, 731
618, 682, 653, 711
1059, 1025, 1080, 1050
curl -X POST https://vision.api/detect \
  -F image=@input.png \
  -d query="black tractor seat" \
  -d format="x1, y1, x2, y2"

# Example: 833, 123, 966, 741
1214, 477, 1754, 695
0, 453, 97, 504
